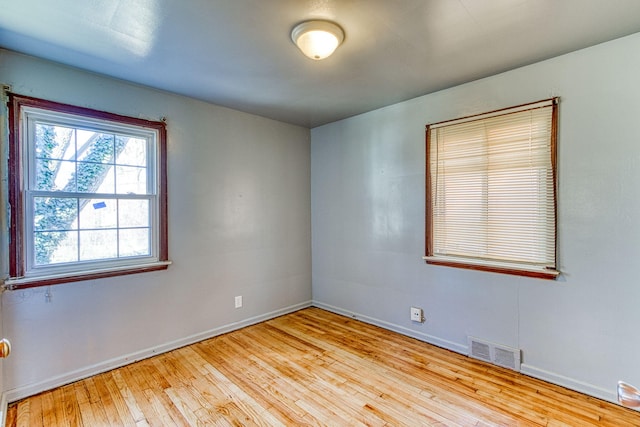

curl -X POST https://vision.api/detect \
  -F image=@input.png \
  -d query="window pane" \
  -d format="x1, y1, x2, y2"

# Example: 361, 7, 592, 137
117, 136, 147, 167
79, 229, 118, 261
33, 197, 78, 231
76, 161, 115, 193
34, 159, 76, 191
77, 131, 115, 164
119, 228, 151, 257
116, 166, 147, 194
79, 199, 117, 229
119, 199, 150, 227
35, 231, 78, 265
35, 124, 74, 160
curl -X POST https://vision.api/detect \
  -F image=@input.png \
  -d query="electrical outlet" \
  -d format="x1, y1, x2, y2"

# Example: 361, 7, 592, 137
235, 296, 242, 308
411, 306, 424, 323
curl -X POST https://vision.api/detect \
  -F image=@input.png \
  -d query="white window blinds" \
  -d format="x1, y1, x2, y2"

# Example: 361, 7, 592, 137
425, 99, 558, 278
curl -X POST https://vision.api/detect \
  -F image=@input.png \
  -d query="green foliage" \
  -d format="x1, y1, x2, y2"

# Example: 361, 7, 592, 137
34, 126, 127, 265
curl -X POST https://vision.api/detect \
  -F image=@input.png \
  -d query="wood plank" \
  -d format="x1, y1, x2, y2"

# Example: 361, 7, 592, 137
40, 388, 58, 426
14, 399, 30, 427
5, 403, 17, 427
95, 371, 137, 426
202, 362, 286, 427
111, 369, 147, 424
7, 307, 640, 426
72, 381, 98, 426
82, 377, 112, 425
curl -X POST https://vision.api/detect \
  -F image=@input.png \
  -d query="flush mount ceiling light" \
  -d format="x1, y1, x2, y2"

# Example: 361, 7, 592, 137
291, 20, 344, 60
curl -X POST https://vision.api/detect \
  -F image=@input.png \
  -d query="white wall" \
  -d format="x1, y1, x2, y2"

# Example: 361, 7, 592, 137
311, 32, 640, 403
0, 50, 312, 399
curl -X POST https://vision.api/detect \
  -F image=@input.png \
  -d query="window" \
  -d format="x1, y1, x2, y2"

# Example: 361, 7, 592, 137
425, 98, 558, 279
5, 94, 169, 289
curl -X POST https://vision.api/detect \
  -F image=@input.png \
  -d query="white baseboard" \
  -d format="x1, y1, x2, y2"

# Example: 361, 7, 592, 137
311, 301, 467, 354
520, 364, 617, 404
311, 300, 622, 408
5, 301, 312, 403
0, 392, 7, 427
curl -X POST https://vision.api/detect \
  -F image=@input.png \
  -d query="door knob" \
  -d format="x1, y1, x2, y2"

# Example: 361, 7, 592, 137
0, 339, 11, 358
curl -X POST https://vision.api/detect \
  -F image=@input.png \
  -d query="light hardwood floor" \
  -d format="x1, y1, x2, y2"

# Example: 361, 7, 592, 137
6, 307, 640, 426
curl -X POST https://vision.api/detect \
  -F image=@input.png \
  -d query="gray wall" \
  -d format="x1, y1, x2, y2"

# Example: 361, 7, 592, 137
311, 32, 640, 403
0, 50, 312, 399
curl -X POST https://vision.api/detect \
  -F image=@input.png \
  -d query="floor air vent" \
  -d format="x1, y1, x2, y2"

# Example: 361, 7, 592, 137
470, 340, 491, 363
468, 337, 521, 372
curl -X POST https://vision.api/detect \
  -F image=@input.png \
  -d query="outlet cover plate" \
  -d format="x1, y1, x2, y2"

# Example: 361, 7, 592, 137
235, 296, 242, 308
411, 307, 423, 322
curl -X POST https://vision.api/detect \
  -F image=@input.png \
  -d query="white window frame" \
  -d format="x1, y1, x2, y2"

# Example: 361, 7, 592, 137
4, 94, 170, 290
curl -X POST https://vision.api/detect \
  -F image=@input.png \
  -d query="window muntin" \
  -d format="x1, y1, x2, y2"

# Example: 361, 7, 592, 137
6, 94, 169, 289
425, 99, 558, 279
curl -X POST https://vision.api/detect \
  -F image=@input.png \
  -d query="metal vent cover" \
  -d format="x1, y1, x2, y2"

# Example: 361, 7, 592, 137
470, 339, 491, 362
468, 336, 521, 372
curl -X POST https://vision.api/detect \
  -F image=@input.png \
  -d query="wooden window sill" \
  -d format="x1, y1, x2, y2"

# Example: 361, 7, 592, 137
2, 261, 172, 290
423, 256, 559, 280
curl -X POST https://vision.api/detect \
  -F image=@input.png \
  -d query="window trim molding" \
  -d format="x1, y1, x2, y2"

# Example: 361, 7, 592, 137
422, 256, 559, 280
424, 98, 559, 280
5, 93, 169, 290
3, 261, 172, 290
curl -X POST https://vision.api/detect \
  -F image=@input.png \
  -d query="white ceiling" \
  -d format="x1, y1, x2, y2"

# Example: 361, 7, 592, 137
1, 0, 640, 128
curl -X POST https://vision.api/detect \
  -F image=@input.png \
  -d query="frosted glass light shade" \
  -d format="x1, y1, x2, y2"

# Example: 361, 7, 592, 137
291, 20, 344, 60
